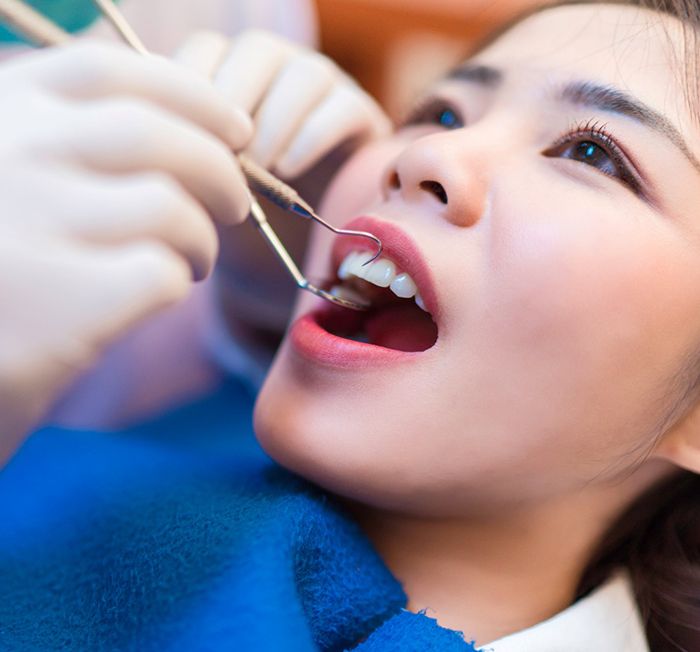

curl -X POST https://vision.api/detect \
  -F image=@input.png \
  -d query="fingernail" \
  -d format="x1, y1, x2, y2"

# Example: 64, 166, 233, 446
226, 107, 253, 150
275, 153, 306, 179
233, 190, 252, 226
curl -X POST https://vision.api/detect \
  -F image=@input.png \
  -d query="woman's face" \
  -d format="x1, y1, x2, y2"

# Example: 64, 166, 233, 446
255, 4, 700, 516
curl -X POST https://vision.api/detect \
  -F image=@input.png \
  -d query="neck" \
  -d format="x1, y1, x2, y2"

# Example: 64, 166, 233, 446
350, 460, 672, 645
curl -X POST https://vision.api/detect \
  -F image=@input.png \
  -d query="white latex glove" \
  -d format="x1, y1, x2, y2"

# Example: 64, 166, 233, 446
0, 41, 254, 462
175, 29, 390, 178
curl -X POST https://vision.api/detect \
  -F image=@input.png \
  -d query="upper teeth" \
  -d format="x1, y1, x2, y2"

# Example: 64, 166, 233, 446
337, 250, 427, 311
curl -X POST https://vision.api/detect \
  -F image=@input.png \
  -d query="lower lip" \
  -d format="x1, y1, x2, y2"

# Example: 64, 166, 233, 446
289, 309, 421, 368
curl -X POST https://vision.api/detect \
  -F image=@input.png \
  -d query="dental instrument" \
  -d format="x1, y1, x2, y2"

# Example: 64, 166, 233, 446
0, 0, 69, 46
91, 0, 148, 55
88, 0, 380, 312
0, 0, 379, 311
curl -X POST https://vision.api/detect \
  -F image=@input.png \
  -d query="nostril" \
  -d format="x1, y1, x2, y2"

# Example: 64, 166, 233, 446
420, 180, 448, 204
388, 171, 401, 190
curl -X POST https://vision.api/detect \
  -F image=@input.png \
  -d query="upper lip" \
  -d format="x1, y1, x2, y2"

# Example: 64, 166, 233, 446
330, 216, 440, 320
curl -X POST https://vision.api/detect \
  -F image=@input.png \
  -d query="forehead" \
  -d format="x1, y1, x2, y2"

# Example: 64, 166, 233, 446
472, 4, 690, 127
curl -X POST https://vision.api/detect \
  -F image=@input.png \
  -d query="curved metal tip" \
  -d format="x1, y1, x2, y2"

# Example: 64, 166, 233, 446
355, 231, 383, 266
304, 209, 383, 267
331, 227, 382, 266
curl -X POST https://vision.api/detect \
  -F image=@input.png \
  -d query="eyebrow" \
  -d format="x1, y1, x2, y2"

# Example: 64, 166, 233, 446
448, 63, 503, 87
447, 64, 700, 173
561, 81, 700, 173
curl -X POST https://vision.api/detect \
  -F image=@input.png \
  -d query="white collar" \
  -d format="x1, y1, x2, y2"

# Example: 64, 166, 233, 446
477, 571, 649, 651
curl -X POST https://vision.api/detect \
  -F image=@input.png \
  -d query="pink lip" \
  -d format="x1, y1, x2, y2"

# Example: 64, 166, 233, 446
288, 215, 440, 369
289, 310, 422, 368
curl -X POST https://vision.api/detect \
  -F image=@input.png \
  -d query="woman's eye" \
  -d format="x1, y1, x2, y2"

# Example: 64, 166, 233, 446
543, 128, 642, 195
550, 140, 618, 176
403, 100, 464, 129
435, 107, 461, 128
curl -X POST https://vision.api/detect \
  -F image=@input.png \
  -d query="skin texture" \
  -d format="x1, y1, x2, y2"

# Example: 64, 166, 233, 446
255, 4, 700, 642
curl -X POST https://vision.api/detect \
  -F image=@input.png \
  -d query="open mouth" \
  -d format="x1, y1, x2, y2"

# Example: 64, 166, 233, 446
320, 252, 438, 352
305, 216, 439, 355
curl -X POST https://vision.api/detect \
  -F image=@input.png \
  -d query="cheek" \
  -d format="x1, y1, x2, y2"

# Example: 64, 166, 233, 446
480, 190, 700, 446
255, 160, 700, 516
320, 141, 401, 221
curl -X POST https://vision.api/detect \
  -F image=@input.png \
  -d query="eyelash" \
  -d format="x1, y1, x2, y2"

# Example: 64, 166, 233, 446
544, 119, 643, 195
403, 102, 645, 196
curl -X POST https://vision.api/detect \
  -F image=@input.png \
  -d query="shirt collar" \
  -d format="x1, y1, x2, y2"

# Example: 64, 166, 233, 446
478, 571, 648, 651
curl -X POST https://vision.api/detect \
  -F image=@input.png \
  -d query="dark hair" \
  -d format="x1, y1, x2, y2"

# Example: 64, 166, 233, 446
577, 470, 700, 651
540, 2, 700, 650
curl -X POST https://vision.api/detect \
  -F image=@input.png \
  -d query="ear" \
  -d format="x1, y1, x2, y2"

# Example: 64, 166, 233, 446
654, 401, 700, 474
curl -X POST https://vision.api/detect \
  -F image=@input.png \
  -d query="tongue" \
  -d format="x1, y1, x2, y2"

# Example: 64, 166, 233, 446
365, 303, 438, 352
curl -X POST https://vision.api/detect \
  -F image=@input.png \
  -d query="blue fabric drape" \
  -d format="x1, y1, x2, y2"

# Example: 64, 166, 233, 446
0, 379, 476, 650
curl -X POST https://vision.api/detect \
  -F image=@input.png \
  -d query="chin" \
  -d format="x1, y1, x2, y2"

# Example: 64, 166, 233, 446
253, 365, 370, 501
254, 358, 465, 517
255, 386, 373, 511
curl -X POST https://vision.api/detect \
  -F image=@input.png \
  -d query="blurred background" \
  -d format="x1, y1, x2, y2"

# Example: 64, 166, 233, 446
315, 0, 542, 119
0, 0, 545, 118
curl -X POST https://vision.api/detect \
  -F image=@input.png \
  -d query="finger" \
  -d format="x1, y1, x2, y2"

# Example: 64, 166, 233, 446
213, 30, 296, 114
63, 171, 219, 281
58, 97, 251, 226
78, 240, 193, 347
275, 84, 391, 178
246, 52, 335, 169
8, 41, 252, 151
0, 234, 191, 367
173, 30, 229, 79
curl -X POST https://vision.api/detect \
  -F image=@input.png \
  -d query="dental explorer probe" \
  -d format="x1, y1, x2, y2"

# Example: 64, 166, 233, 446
90, 0, 380, 309
0, 0, 378, 311
88, 0, 382, 312
91, 0, 381, 311
89, 0, 383, 274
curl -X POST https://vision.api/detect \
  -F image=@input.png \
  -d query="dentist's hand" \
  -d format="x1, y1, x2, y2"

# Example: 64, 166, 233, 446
175, 29, 390, 178
0, 41, 253, 461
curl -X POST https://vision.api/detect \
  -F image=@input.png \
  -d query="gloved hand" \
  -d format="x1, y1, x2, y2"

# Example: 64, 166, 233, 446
0, 40, 254, 462
175, 29, 390, 178
174, 30, 390, 334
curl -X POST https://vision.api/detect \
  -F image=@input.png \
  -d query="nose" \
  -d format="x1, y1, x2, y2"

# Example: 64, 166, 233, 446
381, 132, 487, 228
